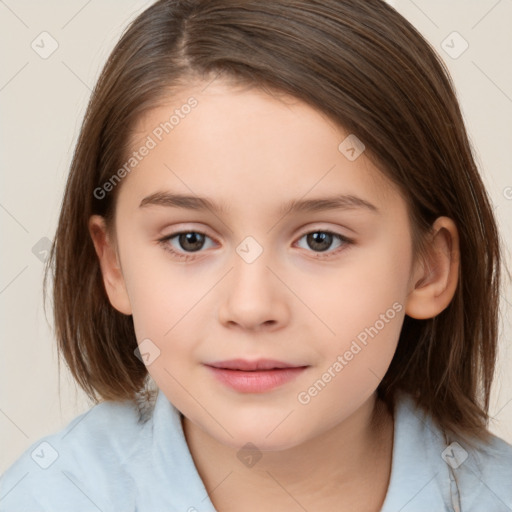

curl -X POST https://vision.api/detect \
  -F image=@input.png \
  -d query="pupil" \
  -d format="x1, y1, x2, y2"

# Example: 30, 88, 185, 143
180, 232, 204, 252
308, 232, 332, 252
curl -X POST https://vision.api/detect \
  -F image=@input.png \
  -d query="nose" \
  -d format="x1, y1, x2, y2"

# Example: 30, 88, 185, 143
217, 250, 290, 332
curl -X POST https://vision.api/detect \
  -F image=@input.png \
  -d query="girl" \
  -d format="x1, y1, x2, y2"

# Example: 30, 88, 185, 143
1, 0, 511, 510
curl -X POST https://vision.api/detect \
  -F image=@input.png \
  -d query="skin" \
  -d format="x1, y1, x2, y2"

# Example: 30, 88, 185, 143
90, 79, 460, 511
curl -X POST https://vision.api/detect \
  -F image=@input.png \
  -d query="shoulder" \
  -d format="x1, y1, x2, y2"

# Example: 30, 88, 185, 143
0, 394, 154, 512
381, 392, 512, 512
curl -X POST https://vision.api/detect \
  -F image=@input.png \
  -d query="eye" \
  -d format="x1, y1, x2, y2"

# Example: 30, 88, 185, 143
158, 231, 216, 261
295, 230, 353, 258
158, 228, 354, 262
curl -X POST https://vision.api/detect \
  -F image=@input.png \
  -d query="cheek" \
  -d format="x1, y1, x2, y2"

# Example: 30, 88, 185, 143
119, 237, 197, 325
116, 240, 179, 346
297, 235, 410, 394
303, 234, 411, 342
119, 242, 218, 378
294, 258, 406, 433
120, 249, 206, 405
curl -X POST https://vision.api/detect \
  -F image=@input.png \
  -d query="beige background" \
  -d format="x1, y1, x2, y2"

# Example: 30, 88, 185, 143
1, 0, 511, 474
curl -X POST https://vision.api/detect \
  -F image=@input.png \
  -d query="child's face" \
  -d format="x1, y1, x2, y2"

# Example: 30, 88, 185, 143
102, 80, 420, 450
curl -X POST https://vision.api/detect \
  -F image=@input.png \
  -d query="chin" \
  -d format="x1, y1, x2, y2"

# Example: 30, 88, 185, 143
207, 417, 309, 452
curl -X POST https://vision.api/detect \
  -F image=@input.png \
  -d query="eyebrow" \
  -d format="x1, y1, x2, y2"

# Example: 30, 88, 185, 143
139, 191, 379, 215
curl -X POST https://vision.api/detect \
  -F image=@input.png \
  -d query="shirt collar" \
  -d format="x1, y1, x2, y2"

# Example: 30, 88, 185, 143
150, 389, 455, 511
380, 392, 453, 511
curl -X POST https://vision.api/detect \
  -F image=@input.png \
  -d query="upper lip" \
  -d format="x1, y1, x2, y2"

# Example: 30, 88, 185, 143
205, 359, 306, 371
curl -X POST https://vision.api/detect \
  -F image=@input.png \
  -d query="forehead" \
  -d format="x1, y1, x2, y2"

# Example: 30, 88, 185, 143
120, 80, 401, 215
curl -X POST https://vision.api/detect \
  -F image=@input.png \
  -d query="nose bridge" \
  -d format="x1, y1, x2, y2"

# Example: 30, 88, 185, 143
231, 233, 276, 296
217, 234, 288, 330
235, 234, 267, 267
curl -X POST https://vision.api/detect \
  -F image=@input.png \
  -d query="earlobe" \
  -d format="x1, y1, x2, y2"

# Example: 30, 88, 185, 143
88, 215, 132, 315
405, 217, 460, 320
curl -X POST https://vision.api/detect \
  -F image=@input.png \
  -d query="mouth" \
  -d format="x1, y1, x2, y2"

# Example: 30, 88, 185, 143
204, 359, 309, 393
206, 358, 305, 371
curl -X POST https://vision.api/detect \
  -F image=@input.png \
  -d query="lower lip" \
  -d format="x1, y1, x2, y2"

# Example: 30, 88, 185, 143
205, 366, 308, 393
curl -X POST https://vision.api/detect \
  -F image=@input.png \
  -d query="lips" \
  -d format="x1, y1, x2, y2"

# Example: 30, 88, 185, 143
206, 358, 302, 371
204, 359, 309, 393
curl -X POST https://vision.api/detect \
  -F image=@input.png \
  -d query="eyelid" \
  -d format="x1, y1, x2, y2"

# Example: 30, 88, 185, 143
159, 227, 218, 246
158, 223, 216, 240
296, 222, 354, 237
159, 222, 354, 243
307, 219, 360, 236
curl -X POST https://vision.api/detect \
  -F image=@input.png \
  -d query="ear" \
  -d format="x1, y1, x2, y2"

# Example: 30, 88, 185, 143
405, 216, 460, 319
88, 215, 132, 315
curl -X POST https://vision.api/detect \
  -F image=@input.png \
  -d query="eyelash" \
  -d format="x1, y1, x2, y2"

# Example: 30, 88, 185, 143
158, 228, 354, 262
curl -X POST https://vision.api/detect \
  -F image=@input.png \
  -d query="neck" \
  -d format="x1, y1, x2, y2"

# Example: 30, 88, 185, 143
182, 393, 395, 512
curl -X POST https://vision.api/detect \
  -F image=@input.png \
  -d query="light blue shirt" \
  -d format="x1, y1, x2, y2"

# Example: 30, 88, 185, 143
1, 389, 512, 511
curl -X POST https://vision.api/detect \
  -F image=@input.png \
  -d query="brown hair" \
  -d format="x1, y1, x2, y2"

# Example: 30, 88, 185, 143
45, 0, 504, 444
